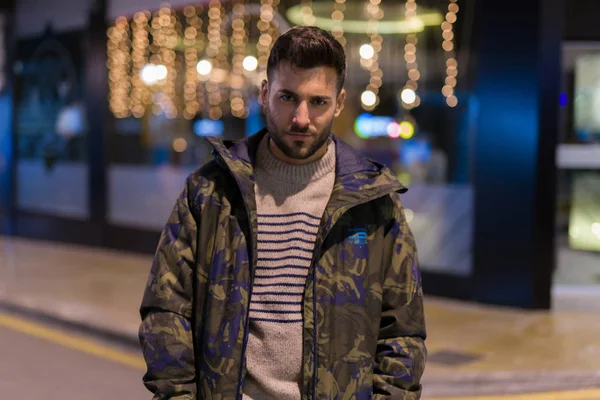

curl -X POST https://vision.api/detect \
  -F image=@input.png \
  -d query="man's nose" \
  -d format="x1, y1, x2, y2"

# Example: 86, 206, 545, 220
293, 102, 310, 128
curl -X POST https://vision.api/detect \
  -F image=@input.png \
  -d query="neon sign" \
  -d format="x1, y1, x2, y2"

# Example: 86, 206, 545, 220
193, 119, 224, 137
354, 114, 394, 139
354, 113, 415, 140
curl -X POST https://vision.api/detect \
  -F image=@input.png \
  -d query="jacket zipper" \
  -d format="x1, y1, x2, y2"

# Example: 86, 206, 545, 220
237, 253, 254, 400
213, 152, 256, 400
301, 225, 324, 400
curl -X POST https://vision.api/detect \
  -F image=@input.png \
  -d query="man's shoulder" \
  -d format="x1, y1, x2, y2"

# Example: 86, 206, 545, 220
183, 159, 230, 199
191, 158, 223, 180
361, 192, 409, 225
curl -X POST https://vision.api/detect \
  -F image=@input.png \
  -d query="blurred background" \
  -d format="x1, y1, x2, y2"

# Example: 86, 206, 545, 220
0, 0, 600, 399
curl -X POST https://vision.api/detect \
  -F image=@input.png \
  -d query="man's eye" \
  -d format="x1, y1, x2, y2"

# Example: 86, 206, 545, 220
281, 95, 294, 102
313, 99, 327, 106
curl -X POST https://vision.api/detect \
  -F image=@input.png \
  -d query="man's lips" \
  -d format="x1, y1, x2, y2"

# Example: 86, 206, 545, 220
287, 131, 311, 137
287, 133, 312, 141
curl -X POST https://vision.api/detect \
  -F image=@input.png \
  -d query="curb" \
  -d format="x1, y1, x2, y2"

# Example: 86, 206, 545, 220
0, 300, 139, 350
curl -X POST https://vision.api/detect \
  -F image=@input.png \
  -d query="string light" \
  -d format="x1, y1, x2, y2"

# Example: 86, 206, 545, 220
216, 0, 231, 117
361, 90, 377, 107
207, 0, 223, 120
257, 0, 274, 75
169, 8, 182, 118
299, 0, 316, 25
106, 4, 282, 120
192, 7, 207, 121
403, 0, 421, 108
107, 16, 131, 118
331, 0, 347, 48
148, 10, 160, 116
360, 0, 384, 111
243, 56, 258, 71
230, 0, 249, 119
149, 7, 179, 118
272, 0, 281, 32
442, 0, 459, 107
183, 5, 205, 120
359, 44, 374, 59
130, 11, 151, 118
172, 137, 188, 152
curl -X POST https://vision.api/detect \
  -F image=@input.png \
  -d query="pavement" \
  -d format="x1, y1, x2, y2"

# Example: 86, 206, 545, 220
2, 235, 600, 399
0, 311, 148, 399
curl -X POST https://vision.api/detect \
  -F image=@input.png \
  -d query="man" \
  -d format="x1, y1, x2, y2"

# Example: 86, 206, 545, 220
139, 26, 427, 400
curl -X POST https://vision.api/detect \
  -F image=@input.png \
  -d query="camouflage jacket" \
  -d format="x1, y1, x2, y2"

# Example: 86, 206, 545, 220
139, 129, 427, 400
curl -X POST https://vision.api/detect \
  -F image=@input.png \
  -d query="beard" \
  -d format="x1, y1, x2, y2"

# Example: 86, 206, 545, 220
264, 108, 333, 161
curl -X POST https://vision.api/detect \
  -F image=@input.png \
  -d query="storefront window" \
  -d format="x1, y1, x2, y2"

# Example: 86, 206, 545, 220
13, 30, 88, 219
554, 43, 600, 289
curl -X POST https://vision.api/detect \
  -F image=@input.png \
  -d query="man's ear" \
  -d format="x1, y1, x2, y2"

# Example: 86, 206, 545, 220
259, 80, 268, 107
334, 88, 346, 118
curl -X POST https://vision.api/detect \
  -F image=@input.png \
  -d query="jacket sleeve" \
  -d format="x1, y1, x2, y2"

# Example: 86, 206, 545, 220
139, 179, 198, 399
373, 195, 427, 400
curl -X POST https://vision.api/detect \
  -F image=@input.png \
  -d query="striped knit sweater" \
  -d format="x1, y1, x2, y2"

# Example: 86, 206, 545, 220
242, 135, 336, 399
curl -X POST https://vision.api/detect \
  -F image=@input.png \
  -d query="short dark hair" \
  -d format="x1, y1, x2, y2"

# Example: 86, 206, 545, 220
267, 26, 346, 92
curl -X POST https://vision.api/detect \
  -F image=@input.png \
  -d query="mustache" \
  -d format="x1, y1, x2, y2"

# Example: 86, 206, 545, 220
288, 125, 310, 134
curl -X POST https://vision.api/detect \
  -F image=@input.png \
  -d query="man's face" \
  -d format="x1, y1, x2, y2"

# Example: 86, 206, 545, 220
259, 62, 345, 164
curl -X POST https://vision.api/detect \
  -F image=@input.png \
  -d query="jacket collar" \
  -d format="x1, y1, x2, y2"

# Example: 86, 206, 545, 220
206, 128, 406, 193
206, 129, 407, 254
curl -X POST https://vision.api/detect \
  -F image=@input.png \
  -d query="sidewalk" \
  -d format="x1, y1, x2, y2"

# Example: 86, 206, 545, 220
1, 235, 600, 398
0, 235, 146, 342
